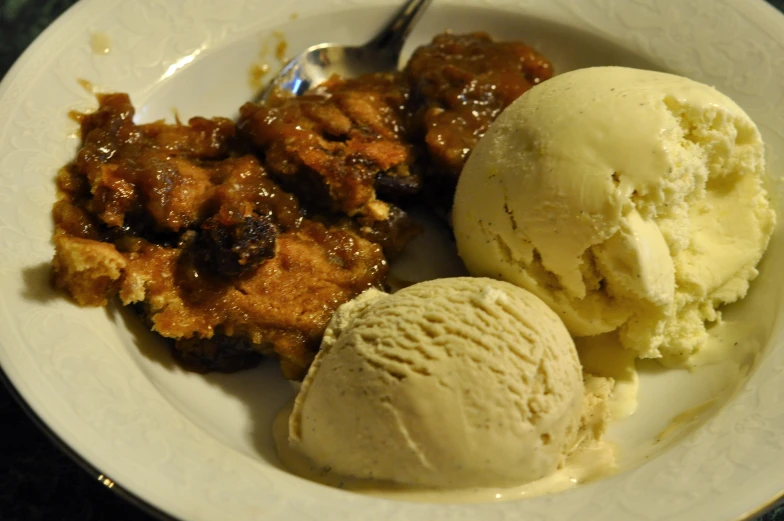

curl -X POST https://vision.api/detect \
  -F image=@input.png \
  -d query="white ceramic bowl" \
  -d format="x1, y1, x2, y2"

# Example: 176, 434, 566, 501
0, 0, 783, 520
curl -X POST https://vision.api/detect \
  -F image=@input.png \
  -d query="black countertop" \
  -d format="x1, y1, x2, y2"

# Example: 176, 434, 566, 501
1, 0, 783, 520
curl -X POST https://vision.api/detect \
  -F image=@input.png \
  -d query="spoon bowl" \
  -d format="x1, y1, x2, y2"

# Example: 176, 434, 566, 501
257, 0, 432, 101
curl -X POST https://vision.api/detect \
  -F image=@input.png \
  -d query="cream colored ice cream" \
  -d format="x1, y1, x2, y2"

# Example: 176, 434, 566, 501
288, 277, 596, 489
453, 66, 776, 361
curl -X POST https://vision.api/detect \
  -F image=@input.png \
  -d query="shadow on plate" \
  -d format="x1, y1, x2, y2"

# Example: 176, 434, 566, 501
112, 300, 292, 469
200, 364, 293, 470
20, 262, 61, 303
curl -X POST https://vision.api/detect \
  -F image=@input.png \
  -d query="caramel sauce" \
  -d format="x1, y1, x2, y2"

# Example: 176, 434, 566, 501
405, 32, 553, 181
90, 32, 112, 55
248, 62, 271, 91
76, 78, 95, 94
52, 93, 388, 379
274, 36, 288, 62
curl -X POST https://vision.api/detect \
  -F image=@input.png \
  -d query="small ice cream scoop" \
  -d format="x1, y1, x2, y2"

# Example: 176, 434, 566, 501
288, 277, 586, 488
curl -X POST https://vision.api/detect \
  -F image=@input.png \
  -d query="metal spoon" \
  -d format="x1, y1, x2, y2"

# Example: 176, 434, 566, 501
256, 0, 433, 102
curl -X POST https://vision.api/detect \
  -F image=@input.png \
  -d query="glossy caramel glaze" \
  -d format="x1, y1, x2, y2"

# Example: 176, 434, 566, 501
53, 94, 387, 379
405, 32, 553, 190
238, 73, 420, 221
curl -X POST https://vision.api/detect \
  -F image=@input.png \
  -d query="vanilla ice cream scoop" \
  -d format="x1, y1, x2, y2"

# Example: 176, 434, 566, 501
453, 66, 776, 360
288, 277, 585, 488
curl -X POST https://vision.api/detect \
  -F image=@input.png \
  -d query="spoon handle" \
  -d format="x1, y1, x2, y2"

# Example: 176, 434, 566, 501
365, 0, 434, 56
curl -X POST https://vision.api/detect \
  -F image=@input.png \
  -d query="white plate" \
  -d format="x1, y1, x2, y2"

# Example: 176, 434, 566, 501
1, 0, 783, 519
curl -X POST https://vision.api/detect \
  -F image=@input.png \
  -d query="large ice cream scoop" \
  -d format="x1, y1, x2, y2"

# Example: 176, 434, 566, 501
453, 66, 776, 361
288, 277, 585, 488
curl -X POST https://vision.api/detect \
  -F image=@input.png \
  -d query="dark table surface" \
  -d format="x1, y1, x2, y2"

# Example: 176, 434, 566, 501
2, 0, 784, 520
